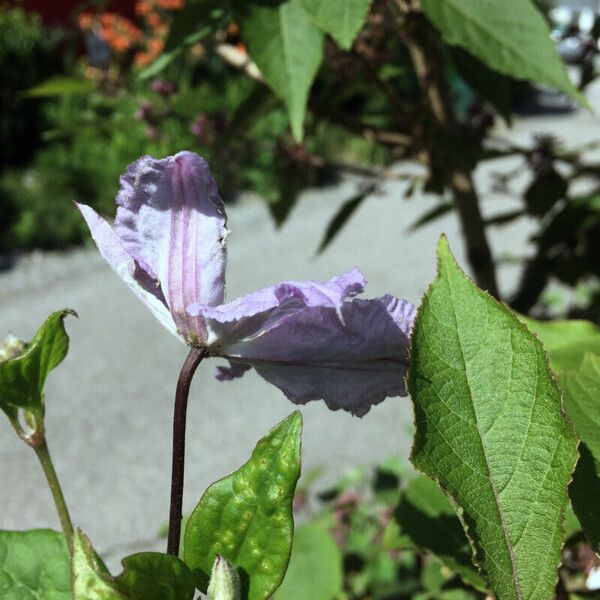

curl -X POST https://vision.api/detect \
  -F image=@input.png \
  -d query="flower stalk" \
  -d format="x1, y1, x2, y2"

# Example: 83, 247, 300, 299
167, 346, 208, 556
34, 440, 74, 553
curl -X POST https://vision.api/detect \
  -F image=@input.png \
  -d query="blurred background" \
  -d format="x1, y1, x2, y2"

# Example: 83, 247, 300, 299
2, 0, 600, 576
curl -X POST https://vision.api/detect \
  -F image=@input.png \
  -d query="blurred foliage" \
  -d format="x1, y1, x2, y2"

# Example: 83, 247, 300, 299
291, 459, 598, 599
2, 0, 600, 321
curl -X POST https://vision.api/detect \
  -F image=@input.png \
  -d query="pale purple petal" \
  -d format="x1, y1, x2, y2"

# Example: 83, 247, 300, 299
77, 203, 178, 338
113, 151, 227, 344
187, 269, 366, 344
217, 295, 416, 416
253, 362, 407, 417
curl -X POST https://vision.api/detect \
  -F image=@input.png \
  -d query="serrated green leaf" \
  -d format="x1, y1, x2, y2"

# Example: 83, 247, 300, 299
569, 444, 600, 554
235, 1, 324, 140
0, 529, 71, 600
408, 236, 579, 600
521, 318, 600, 375
561, 352, 600, 461
115, 553, 196, 600
421, 0, 586, 107
272, 524, 342, 600
296, 0, 370, 50
71, 530, 125, 600
184, 412, 303, 600
0, 310, 76, 424
395, 476, 486, 591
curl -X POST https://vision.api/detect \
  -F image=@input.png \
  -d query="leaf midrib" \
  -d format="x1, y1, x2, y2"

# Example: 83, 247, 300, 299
444, 265, 524, 600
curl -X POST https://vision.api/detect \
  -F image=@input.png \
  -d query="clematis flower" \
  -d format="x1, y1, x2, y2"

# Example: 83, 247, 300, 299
77, 152, 415, 416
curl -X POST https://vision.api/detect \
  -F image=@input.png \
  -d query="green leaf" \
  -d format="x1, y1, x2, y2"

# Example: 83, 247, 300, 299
421, 0, 587, 107
71, 530, 125, 600
317, 185, 374, 254
296, 0, 371, 50
272, 524, 342, 600
569, 444, 600, 554
408, 236, 579, 600
0, 529, 71, 600
395, 476, 486, 591
235, 1, 324, 140
22, 76, 92, 98
562, 352, 600, 461
184, 412, 303, 600
0, 310, 76, 424
115, 553, 196, 600
521, 318, 600, 375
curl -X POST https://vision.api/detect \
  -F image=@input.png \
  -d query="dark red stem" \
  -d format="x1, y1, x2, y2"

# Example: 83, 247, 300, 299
167, 346, 208, 556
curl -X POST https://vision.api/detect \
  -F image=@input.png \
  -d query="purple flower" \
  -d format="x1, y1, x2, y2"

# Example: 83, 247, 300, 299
77, 152, 415, 416
150, 79, 178, 98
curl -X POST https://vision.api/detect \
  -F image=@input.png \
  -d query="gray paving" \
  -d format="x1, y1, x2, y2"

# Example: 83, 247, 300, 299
1, 87, 600, 567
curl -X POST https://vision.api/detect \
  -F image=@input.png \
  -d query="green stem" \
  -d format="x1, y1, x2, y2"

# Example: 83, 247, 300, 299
34, 441, 74, 553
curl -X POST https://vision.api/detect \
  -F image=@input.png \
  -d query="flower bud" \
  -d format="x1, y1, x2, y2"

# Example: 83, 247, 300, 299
0, 334, 27, 362
207, 555, 241, 600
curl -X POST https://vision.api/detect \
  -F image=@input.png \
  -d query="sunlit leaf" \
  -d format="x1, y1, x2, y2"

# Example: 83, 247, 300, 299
184, 412, 302, 600
408, 236, 578, 600
421, 0, 586, 106
236, 1, 324, 140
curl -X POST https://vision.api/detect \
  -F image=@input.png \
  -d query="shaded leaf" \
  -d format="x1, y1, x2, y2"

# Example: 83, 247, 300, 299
569, 444, 600, 554
524, 168, 568, 217
297, 0, 371, 50
317, 184, 374, 253
521, 318, 600, 375
272, 524, 342, 600
0, 310, 76, 423
484, 209, 525, 227
236, 1, 324, 139
408, 202, 453, 232
450, 48, 512, 122
421, 0, 586, 106
0, 529, 71, 600
395, 476, 486, 591
184, 412, 303, 600
164, 0, 227, 52
408, 236, 579, 600
562, 352, 600, 461
116, 553, 196, 600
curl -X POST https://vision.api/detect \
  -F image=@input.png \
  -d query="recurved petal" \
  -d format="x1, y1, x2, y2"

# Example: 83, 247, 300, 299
187, 269, 367, 345
77, 203, 178, 338
113, 151, 227, 344
219, 295, 416, 416
253, 362, 408, 417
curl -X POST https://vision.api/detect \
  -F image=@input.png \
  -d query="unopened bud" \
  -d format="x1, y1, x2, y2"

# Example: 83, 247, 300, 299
0, 334, 27, 362
207, 555, 241, 600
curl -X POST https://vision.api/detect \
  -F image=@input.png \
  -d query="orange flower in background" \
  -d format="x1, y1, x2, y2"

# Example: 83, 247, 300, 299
135, 1, 154, 16
148, 37, 165, 56
78, 12, 94, 31
134, 51, 153, 67
146, 11, 165, 30
157, 0, 186, 9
